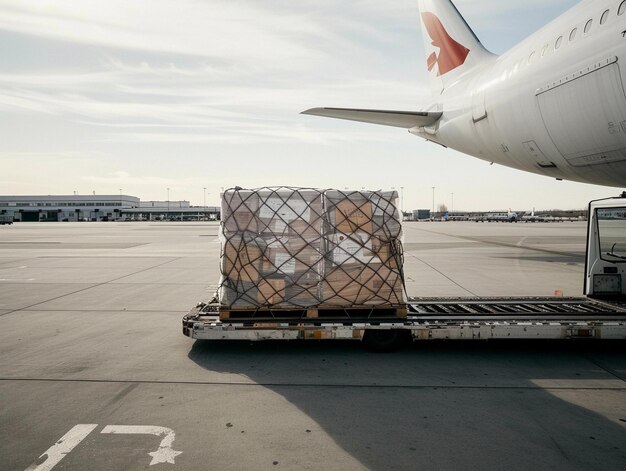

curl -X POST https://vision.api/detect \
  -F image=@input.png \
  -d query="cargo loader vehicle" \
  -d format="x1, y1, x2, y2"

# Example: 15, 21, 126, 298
183, 195, 626, 350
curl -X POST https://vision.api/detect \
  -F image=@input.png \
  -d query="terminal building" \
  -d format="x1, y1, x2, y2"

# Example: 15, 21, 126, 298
0, 195, 140, 222
123, 200, 220, 221
0, 195, 221, 222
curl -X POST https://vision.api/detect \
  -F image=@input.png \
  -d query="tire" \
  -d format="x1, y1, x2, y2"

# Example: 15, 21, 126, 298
362, 329, 411, 352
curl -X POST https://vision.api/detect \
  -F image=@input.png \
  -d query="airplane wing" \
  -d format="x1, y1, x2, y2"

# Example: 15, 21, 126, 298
301, 107, 442, 129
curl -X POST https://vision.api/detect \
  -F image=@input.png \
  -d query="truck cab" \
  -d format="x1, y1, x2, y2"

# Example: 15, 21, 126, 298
585, 194, 626, 302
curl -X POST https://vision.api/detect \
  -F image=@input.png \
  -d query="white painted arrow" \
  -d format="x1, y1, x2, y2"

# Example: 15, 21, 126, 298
101, 425, 182, 465
25, 424, 98, 471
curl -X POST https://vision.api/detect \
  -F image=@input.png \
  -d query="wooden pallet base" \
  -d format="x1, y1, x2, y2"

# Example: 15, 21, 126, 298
217, 305, 408, 321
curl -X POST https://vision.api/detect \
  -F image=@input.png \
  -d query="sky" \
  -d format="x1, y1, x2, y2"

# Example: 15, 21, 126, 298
0, 0, 618, 211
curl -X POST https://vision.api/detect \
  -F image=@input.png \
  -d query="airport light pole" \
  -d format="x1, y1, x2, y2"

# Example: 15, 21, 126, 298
400, 186, 404, 215
167, 187, 170, 215
451, 192, 454, 213
203, 187, 208, 221
432, 187, 435, 217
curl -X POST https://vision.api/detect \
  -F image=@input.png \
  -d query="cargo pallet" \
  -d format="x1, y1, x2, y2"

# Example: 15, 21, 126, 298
182, 296, 626, 351
212, 301, 407, 321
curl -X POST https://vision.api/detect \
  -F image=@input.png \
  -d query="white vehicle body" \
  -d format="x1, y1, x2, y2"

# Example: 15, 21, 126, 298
303, 0, 626, 187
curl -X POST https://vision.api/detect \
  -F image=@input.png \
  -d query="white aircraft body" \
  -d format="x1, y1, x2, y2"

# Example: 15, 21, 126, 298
303, 0, 626, 187
478, 210, 518, 222
521, 209, 545, 222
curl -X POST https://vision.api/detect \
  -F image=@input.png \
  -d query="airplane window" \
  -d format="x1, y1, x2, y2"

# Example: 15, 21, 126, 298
620, 1, 626, 16
569, 28, 577, 41
528, 51, 536, 64
555, 36, 563, 49
541, 44, 548, 57
584, 19, 592, 33
601, 9, 610, 24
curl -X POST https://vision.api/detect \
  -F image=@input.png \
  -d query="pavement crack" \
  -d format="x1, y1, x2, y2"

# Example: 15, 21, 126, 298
1, 377, 625, 391
0, 257, 181, 317
404, 252, 478, 297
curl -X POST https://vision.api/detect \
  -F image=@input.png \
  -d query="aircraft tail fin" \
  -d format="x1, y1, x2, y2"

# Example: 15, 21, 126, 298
417, 0, 495, 94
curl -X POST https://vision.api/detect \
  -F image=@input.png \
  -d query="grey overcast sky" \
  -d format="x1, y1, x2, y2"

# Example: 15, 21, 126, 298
0, 0, 617, 211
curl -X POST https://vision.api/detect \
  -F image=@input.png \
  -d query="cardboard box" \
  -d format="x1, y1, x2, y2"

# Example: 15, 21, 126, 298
372, 239, 401, 270
367, 265, 405, 305
285, 274, 321, 307
222, 190, 260, 234
327, 232, 378, 266
261, 237, 323, 278
257, 278, 286, 305
257, 190, 324, 238
221, 235, 264, 283
334, 199, 374, 235
369, 191, 402, 240
219, 278, 259, 309
324, 190, 375, 235
321, 265, 405, 307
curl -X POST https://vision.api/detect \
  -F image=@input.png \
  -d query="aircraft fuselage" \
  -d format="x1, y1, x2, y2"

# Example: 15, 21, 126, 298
415, 0, 626, 186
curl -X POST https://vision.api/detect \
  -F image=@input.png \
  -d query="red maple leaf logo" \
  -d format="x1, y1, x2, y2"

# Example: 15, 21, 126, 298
421, 12, 470, 76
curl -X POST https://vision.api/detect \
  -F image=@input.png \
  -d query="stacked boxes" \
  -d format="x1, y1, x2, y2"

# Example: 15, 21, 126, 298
322, 190, 404, 306
220, 188, 324, 308
219, 187, 405, 314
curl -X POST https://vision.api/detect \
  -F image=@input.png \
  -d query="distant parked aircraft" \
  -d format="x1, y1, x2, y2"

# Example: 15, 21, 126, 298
480, 210, 518, 222
522, 209, 542, 222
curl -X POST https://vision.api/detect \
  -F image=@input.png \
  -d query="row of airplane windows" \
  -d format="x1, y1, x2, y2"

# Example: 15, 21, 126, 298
522, 1, 626, 67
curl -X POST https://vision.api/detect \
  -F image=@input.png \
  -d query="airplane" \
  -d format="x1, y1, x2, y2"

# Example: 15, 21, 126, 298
477, 210, 518, 222
521, 209, 544, 223
302, 0, 626, 188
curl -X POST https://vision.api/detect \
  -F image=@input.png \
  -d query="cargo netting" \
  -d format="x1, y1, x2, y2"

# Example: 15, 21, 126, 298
218, 187, 406, 310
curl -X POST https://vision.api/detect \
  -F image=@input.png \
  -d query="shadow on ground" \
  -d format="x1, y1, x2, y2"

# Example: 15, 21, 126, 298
189, 340, 626, 470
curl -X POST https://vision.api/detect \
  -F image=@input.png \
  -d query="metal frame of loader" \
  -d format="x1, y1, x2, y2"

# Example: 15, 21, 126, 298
183, 297, 626, 351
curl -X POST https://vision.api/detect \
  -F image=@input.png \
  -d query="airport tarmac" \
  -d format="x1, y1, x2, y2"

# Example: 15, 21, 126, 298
0, 221, 624, 470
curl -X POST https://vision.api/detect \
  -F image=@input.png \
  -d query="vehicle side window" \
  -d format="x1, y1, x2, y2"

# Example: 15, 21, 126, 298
597, 207, 626, 263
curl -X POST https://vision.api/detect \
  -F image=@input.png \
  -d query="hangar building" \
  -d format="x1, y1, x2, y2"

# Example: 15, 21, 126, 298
0, 195, 221, 222
0, 195, 140, 222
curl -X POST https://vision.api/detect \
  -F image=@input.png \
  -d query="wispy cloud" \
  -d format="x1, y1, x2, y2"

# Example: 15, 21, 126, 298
0, 0, 329, 65
0, 0, 432, 146
0, 51, 428, 144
